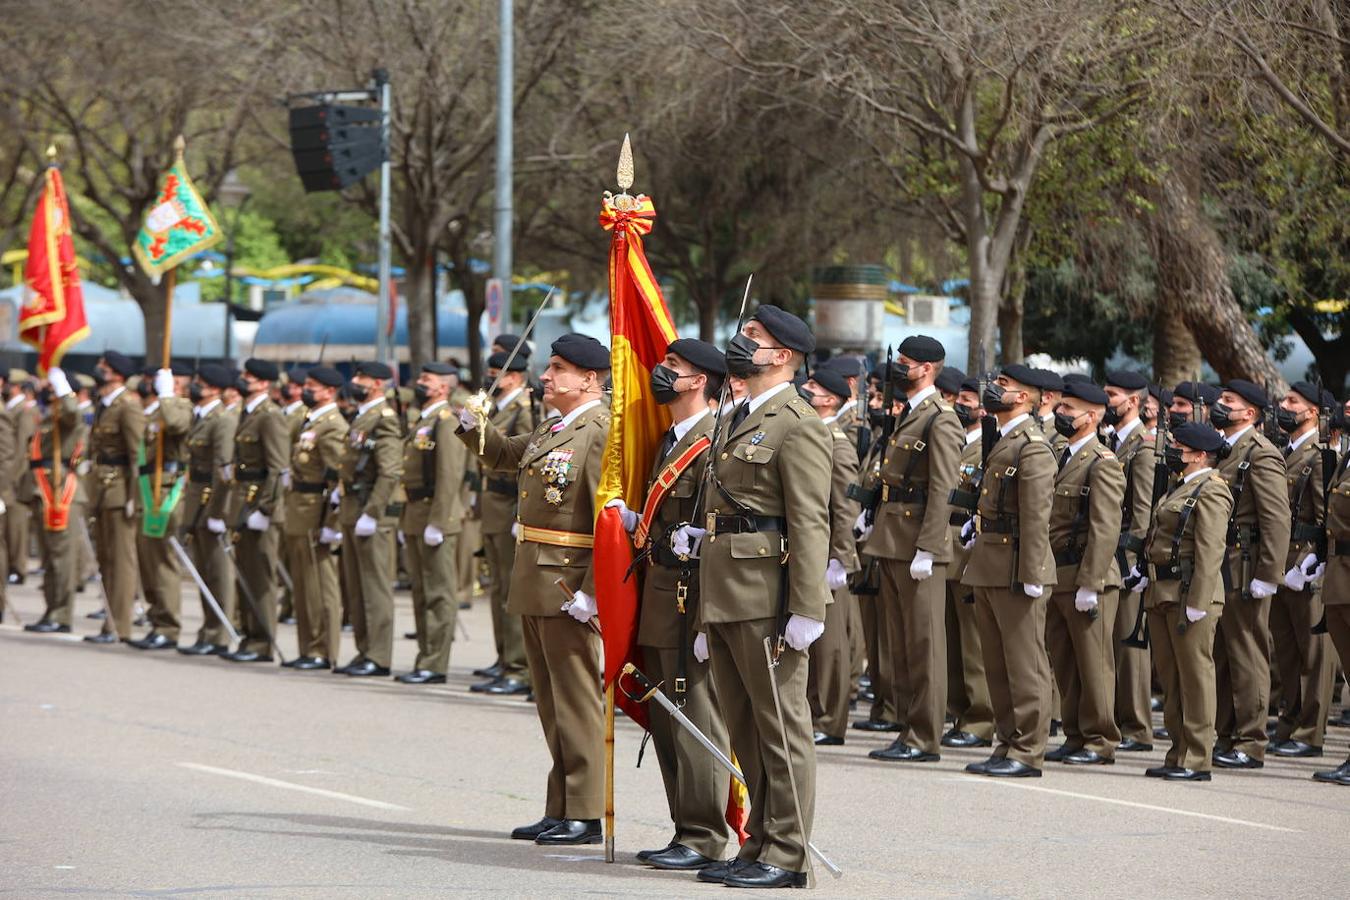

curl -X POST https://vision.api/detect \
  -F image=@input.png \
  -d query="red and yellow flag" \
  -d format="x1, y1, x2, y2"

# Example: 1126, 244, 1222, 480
20, 165, 90, 375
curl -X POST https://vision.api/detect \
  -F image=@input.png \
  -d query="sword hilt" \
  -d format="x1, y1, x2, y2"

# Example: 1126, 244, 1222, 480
618, 662, 661, 705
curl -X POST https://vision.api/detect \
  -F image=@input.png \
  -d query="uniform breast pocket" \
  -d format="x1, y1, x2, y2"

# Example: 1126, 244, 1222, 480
1051, 485, 1082, 516
535, 544, 591, 569
1330, 487, 1350, 522
728, 442, 775, 489
670, 476, 696, 499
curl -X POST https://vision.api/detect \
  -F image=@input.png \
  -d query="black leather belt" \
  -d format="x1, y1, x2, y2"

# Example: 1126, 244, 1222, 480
292, 481, 325, 494
650, 544, 700, 569
1333, 540, 1350, 557
1151, 562, 1187, 582
709, 514, 785, 535
97, 454, 130, 466
407, 486, 434, 501
30, 458, 76, 470
1119, 533, 1145, 554
880, 482, 926, 503
979, 517, 1016, 534
138, 461, 182, 477
1053, 547, 1083, 566
189, 471, 213, 485
486, 477, 516, 496
235, 469, 266, 482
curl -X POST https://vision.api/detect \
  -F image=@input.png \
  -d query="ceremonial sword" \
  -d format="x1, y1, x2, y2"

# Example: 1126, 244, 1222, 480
466, 286, 557, 452
168, 535, 241, 645
219, 534, 289, 664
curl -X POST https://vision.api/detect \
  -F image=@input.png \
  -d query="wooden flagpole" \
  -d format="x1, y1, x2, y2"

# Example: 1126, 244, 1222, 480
604, 681, 616, 862
153, 135, 186, 508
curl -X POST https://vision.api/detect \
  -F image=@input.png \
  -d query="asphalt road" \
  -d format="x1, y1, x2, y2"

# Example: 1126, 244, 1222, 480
3, 579, 1349, 898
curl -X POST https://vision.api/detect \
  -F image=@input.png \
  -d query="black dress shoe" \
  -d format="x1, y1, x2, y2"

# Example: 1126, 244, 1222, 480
469, 676, 503, 693
83, 632, 117, 644
1045, 744, 1078, 762
1145, 764, 1179, 778
484, 676, 530, 695
134, 632, 177, 650
1117, 738, 1153, 752
290, 656, 331, 671
723, 861, 807, 888
1213, 749, 1263, 769
178, 641, 226, 656
343, 659, 391, 677
404, 630, 418, 640
1312, 761, 1350, 785
396, 669, 447, 684
510, 816, 562, 840
696, 858, 748, 884
644, 843, 716, 870
869, 740, 938, 762
279, 615, 296, 626
1049, 719, 1061, 737
1153, 726, 1171, 740
24, 620, 70, 634
1328, 710, 1350, 728
535, 818, 601, 845
1063, 749, 1113, 765
1162, 767, 1211, 781
1270, 740, 1322, 758
985, 758, 1042, 778
636, 840, 676, 862
86, 608, 105, 620
133, 614, 149, 627
965, 756, 1000, 775
473, 662, 505, 679
1150, 696, 1163, 712
941, 730, 992, 748
223, 650, 273, 663
333, 657, 365, 674
851, 719, 902, 732
813, 731, 844, 746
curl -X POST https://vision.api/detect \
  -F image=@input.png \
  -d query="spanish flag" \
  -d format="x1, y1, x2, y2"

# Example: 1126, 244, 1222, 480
19, 164, 90, 375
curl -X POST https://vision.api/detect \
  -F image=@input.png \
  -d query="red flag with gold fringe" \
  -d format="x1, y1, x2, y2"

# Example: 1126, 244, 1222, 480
20, 163, 90, 375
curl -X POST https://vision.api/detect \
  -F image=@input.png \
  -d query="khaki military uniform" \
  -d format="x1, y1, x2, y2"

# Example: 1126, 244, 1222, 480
283, 403, 347, 661
807, 419, 860, 740
480, 388, 536, 680
0, 402, 15, 621
1270, 434, 1333, 748
1144, 468, 1233, 772
87, 387, 144, 639
698, 384, 832, 873
30, 395, 83, 626
451, 388, 483, 611
946, 434, 994, 741
338, 397, 403, 668
853, 419, 897, 726
183, 400, 238, 646
1319, 455, 1350, 768
467, 397, 609, 821
1045, 436, 1126, 757
276, 401, 307, 621
7, 397, 36, 586
225, 396, 290, 656
636, 410, 731, 859
135, 397, 192, 640
961, 414, 1057, 768
1214, 427, 1291, 761
1112, 422, 1156, 746
835, 402, 869, 695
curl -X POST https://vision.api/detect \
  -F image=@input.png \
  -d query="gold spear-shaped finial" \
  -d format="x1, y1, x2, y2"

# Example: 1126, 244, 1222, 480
607, 133, 640, 211
174, 134, 186, 159
46, 144, 57, 162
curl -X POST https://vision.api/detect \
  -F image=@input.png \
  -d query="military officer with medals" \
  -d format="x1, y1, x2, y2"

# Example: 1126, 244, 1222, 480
960, 364, 1058, 778
471, 349, 537, 696
1312, 422, 1350, 784
129, 367, 191, 650
333, 361, 404, 677
671, 306, 831, 890
220, 359, 290, 664
458, 333, 611, 847
281, 366, 348, 670
20, 369, 82, 634
1132, 422, 1232, 780
1042, 380, 1126, 765
1209, 380, 1291, 769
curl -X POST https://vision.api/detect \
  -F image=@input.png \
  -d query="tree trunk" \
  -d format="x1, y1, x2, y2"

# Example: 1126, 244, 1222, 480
404, 242, 436, 373
1147, 171, 1284, 390
998, 264, 1026, 364
697, 292, 717, 342
1151, 310, 1203, 387
132, 277, 170, 367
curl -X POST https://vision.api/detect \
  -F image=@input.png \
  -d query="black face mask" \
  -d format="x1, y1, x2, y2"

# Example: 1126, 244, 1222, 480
867, 408, 886, 428
91, 365, 110, 387
982, 383, 1013, 413
37, 387, 54, 407
1209, 401, 1236, 430
725, 334, 764, 378
1167, 410, 1189, 430
412, 384, 431, 407
188, 382, 204, 404
1163, 444, 1189, 474
890, 362, 911, 383
301, 388, 318, 409
1054, 410, 1083, 439
954, 403, 978, 428
340, 407, 357, 422
346, 383, 369, 404
136, 379, 154, 399
1102, 403, 1122, 427
1275, 408, 1302, 434
649, 364, 685, 405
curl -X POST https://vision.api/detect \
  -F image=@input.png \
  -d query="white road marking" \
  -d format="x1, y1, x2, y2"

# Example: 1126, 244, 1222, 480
54, 866, 75, 870
960, 777, 1301, 832
176, 762, 412, 811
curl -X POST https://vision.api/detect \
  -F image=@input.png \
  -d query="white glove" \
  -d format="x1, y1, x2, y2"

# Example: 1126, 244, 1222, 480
1132, 575, 1149, 593
1074, 587, 1099, 613
423, 524, 444, 546
693, 632, 709, 663
0, 499, 6, 516
319, 526, 343, 546
396, 529, 405, 545
671, 524, 706, 559
1284, 565, 1307, 592
605, 498, 638, 534
458, 407, 477, 430
510, 521, 520, 539
853, 510, 873, 541
124, 499, 136, 519
329, 491, 342, 511
960, 518, 976, 549
909, 550, 934, 582
206, 517, 226, 534
1186, 606, 1208, 623
354, 513, 378, 537
1023, 583, 1044, 599
280, 470, 292, 489
783, 614, 826, 652
826, 558, 848, 590
220, 464, 234, 483
48, 366, 72, 398
246, 510, 270, 532
1249, 578, 1277, 600
1307, 561, 1326, 584
154, 368, 175, 398
567, 590, 596, 623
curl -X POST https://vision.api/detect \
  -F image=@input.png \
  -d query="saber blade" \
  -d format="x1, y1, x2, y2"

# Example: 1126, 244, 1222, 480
168, 535, 241, 645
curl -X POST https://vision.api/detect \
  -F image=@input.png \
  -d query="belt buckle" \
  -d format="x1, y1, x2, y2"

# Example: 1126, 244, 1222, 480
880, 484, 890, 503
515, 522, 524, 544
705, 512, 717, 535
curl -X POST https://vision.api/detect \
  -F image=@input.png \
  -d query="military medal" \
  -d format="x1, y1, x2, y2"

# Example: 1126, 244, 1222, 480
540, 449, 574, 506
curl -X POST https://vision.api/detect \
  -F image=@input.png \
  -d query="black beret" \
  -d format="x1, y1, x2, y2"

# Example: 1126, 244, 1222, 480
1223, 379, 1267, 409
750, 304, 814, 354
1289, 381, 1322, 407
486, 351, 527, 372
244, 358, 279, 382
493, 333, 532, 358
822, 355, 866, 379
898, 335, 945, 363
551, 333, 610, 370
102, 350, 136, 378
868, 365, 887, 383
1105, 369, 1149, 391
1062, 380, 1109, 406
1000, 363, 1040, 389
1173, 422, 1225, 453
1149, 383, 1172, 407
1062, 373, 1094, 385
306, 365, 344, 388
196, 363, 233, 389
935, 366, 966, 396
668, 338, 727, 377
285, 367, 308, 385
355, 360, 393, 380
421, 361, 456, 376
960, 377, 980, 394
141, 366, 158, 379
170, 362, 194, 377
809, 367, 852, 402
1032, 368, 1064, 393
1173, 381, 1219, 406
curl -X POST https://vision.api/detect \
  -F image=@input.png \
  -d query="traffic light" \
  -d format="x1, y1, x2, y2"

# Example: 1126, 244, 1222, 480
288, 104, 384, 192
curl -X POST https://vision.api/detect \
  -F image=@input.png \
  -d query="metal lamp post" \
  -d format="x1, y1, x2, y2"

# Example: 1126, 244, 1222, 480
218, 168, 252, 362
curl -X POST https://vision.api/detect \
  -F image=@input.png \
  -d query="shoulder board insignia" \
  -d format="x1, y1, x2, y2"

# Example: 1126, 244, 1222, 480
381, 407, 395, 418
1026, 433, 1042, 442
1100, 449, 1117, 460
831, 428, 846, 439
439, 408, 452, 419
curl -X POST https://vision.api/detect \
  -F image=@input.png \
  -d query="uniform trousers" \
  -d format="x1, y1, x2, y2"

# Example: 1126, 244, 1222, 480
945, 582, 994, 740
235, 525, 280, 656
1113, 588, 1154, 744
484, 530, 528, 679
1269, 585, 1332, 746
881, 558, 947, 754
973, 586, 1051, 767
94, 504, 138, 638
1215, 588, 1272, 760
1046, 588, 1121, 755
341, 523, 396, 667
406, 535, 459, 673
287, 534, 339, 660
135, 504, 183, 641
807, 591, 852, 739
1149, 605, 1218, 772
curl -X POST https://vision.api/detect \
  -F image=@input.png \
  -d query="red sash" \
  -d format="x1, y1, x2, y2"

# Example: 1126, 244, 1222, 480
31, 422, 82, 532
634, 434, 711, 548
